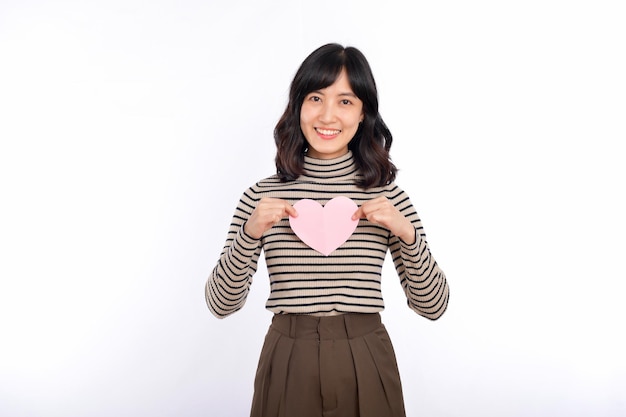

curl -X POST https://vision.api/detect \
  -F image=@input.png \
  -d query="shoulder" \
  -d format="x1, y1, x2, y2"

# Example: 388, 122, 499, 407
252, 174, 283, 190
379, 181, 407, 198
242, 174, 295, 199
379, 182, 418, 209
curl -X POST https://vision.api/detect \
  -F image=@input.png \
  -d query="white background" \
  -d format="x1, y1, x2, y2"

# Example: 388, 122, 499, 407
1, 1, 625, 416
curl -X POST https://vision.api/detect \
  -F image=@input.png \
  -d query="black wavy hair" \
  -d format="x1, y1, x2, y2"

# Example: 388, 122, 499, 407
274, 43, 397, 189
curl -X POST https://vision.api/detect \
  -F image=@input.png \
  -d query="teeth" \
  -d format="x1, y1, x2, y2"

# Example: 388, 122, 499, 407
317, 128, 340, 135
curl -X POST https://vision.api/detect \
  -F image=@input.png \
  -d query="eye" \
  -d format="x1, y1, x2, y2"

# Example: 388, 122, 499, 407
340, 99, 352, 105
307, 95, 322, 102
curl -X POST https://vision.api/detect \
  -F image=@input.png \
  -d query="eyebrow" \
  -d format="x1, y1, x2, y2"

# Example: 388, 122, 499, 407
310, 90, 358, 98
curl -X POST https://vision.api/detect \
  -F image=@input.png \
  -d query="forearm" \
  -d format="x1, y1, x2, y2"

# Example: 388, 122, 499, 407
393, 228, 449, 320
206, 224, 261, 318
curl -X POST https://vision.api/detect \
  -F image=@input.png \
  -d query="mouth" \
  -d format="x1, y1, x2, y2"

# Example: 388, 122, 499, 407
315, 128, 341, 139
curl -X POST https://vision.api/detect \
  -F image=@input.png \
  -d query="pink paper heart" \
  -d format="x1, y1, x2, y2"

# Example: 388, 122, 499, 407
289, 196, 359, 256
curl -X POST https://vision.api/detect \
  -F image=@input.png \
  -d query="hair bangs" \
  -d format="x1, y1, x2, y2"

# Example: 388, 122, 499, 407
296, 55, 345, 102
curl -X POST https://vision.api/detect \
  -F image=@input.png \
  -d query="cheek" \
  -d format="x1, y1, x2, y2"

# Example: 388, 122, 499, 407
342, 106, 362, 123
299, 104, 315, 124
347, 111, 363, 128
299, 110, 314, 139
299, 116, 310, 132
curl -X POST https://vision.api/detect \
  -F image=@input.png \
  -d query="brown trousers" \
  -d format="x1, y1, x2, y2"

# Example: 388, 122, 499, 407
250, 313, 406, 417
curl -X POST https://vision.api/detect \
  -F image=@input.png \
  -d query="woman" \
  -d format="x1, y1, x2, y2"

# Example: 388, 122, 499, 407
206, 43, 449, 417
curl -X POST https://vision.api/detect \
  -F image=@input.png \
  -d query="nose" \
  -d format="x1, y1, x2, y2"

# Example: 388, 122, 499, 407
318, 102, 337, 124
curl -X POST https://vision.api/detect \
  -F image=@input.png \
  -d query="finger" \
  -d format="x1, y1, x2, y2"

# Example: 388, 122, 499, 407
356, 203, 381, 219
354, 200, 384, 220
285, 203, 298, 218
352, 207, 364, 221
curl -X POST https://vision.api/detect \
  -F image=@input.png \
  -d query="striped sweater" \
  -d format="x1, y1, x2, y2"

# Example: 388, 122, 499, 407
206, 151, 449, 320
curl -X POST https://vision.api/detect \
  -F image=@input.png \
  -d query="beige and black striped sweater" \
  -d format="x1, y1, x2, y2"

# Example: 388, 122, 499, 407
206, 151, 449, 320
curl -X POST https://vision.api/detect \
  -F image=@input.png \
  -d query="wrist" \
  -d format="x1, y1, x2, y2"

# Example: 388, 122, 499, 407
398, 225, 416, 245
243, 222, 262, 240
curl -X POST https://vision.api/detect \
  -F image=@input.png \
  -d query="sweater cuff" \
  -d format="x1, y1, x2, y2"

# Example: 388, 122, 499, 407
399, 229, 421, 255
234, 222, 261, 254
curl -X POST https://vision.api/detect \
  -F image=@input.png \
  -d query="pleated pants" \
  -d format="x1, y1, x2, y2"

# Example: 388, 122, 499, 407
250, 313, 406, 417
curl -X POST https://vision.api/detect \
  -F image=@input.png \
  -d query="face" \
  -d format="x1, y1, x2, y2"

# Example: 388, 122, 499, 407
300, 69, 364, 159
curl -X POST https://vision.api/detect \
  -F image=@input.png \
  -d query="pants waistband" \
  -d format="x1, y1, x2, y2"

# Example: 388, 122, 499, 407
270, 313, 382, 340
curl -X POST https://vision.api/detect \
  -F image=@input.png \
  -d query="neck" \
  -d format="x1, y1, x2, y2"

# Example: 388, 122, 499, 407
299, 151, 360, 182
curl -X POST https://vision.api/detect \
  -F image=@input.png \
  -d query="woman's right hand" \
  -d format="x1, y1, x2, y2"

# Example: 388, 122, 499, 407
244, 197, 298, 239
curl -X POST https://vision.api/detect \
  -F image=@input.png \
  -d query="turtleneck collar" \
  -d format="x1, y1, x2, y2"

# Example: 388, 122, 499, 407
300, 150, 361, 182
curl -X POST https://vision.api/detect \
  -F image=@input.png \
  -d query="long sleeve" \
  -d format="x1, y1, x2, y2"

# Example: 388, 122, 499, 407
205, 151, 449, 318
387, 188, 449, 320
205, 192, 263, 318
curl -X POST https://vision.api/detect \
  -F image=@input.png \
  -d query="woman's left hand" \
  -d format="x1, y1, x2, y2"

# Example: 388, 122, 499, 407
352, 196, 416, 244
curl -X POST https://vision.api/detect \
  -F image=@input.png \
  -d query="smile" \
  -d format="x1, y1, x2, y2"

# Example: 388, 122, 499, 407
315, 128, 341, 137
